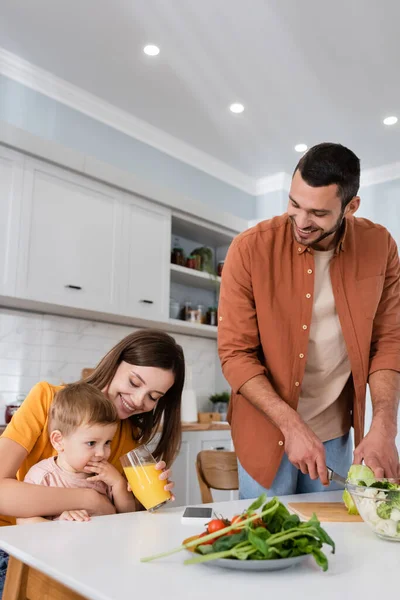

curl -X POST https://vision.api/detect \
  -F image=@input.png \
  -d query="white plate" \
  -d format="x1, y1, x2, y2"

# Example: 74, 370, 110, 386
187, 553, 309, 571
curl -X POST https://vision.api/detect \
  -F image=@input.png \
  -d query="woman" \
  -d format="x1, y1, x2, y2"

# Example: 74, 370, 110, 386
0, 329, 184, 597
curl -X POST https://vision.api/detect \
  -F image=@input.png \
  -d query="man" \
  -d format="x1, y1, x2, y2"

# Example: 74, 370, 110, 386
218, 142, 400, 498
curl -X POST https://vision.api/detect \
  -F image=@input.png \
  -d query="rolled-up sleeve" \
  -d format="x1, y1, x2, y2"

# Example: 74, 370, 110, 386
369, 234, 400, 375
217, 235, 266, 393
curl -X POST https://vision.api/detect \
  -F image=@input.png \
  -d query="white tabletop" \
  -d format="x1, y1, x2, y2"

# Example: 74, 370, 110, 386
0, 491, 395, 600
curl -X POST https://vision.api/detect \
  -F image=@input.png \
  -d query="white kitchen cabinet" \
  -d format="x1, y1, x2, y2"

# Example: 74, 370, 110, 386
16, 159, 124, 313
120, 194, 170, 322
172, 429, 238, 507
0, 146, 24, 296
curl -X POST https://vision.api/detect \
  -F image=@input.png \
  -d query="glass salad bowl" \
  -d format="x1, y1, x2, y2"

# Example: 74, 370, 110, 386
346, 479, 400, 541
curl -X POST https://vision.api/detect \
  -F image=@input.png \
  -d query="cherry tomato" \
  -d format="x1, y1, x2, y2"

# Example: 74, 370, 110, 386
198, 532, 213, 545
231, 515, 246, 532
207, 519, 227, 534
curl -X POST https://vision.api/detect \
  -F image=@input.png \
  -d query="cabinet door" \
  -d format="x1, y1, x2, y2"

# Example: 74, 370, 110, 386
17, 160, 123, 313
0, 146, 24, 296
170, 440, 191, 507
121, 195, 170, 321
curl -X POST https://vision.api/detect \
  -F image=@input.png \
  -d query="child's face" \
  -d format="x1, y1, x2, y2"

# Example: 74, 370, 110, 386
58, 422, 118, 472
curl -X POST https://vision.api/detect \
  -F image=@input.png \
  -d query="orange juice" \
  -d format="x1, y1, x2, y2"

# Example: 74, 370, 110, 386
123, 464, 171, 510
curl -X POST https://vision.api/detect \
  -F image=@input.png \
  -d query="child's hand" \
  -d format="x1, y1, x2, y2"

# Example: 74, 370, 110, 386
85, 460, 125, 489
59, 510, 90, 522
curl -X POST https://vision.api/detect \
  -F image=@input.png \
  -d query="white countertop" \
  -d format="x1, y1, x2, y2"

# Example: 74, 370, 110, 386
0, 491, 395, 600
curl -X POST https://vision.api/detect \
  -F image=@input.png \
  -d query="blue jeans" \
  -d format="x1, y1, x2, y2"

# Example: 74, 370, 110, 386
238, 432, 352, 498
0, 549, 8, 600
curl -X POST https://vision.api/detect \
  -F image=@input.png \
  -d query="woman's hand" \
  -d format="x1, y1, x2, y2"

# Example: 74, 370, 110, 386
126, 461, 175, 500
155, 461, 175, 501
85, 489, 116, 516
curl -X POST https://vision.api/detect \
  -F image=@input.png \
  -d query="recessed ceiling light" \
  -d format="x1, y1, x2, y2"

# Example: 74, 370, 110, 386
383, 116, 398, 126
143, 45, 160, 56
229, 103, 245, 114
295, 143, 308, 152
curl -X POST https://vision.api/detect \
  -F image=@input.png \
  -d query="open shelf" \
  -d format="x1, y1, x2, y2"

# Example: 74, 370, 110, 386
170, 264, 221, 291
167, 318, 218, 339
171, 213, 236, 248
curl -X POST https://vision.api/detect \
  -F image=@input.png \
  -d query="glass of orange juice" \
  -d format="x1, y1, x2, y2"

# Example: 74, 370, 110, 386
120, 445, 171, 512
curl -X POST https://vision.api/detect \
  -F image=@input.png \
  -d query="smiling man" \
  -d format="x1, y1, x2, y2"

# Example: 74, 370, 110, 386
218, 142, 400, 498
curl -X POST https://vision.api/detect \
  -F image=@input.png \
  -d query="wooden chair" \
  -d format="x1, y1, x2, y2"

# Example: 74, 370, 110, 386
3, 556, 85, 600
81, 368, 94, 379
196, 450, 239, 504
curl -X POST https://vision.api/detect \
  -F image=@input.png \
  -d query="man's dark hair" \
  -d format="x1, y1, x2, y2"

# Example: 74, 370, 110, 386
293, 142, 360, 209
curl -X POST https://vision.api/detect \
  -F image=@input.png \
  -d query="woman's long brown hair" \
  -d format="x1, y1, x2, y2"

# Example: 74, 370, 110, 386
83, 329, 185, 466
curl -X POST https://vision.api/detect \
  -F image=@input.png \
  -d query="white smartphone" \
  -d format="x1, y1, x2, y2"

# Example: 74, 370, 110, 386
181, 506, 214, 526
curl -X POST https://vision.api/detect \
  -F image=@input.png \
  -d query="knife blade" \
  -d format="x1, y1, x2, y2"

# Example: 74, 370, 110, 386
327, 466, 347, 486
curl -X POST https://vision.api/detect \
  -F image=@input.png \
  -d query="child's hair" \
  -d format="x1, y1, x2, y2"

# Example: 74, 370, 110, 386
49, 382, 119, 436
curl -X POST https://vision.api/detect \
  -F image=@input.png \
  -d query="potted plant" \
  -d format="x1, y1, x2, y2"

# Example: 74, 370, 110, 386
209, 391, 230, 421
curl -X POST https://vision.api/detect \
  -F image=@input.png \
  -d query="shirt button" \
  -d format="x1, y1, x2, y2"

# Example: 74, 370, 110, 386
307, 248, 311, 252
278, 441, 284, 446
307, 269, 313, 274
302, 324, 308, 330
219, 316, 223, 321
295, 381, 300, 387
299, 353, 304, 359
298, 247, 302, 252
306, 293, 311, 299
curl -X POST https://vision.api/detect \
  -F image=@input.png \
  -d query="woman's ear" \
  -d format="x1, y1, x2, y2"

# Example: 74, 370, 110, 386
50, 429, 64, 453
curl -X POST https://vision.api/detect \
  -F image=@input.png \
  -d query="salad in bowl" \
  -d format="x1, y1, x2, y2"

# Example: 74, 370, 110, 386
344, 465, 400, 541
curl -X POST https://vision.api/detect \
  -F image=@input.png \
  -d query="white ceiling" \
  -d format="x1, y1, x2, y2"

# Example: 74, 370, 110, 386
0, 0, 399, 182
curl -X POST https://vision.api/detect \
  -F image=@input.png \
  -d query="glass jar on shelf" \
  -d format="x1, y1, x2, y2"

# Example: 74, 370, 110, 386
196, 304, 206, 324
182, 301, 192, 321
4, 394, 25, 424
186, 255, 196, 269
207, 307, 217, 326
171, 238, 185, 266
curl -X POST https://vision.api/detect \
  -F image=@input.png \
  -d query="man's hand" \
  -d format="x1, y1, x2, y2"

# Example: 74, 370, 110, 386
282, 418, 329, 485
84, 460, 125, 489
353, 425, 399, 478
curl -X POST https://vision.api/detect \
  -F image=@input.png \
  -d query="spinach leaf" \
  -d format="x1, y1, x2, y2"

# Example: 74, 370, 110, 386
247, 493, 267, 513
251, 526, 271, 539
282, 514, 301, 530
248, 530, 269, 557
264, 502, 291, 533
311, 548, 328, 572
196, 544, 215, 555
212, 531, 247, 552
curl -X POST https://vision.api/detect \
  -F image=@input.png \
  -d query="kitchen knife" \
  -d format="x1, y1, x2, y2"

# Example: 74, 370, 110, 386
327, 466, 347, 486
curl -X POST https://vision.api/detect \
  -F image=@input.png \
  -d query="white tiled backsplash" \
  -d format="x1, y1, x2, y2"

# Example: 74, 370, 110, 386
0, 307, 219, 424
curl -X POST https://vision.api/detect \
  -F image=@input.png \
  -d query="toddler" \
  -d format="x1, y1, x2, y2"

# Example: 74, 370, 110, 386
22, 382, 136, 521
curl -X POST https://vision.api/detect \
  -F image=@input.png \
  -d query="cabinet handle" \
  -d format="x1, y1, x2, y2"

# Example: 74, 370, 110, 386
140, 299, 154, 304
65, 285, 82, 290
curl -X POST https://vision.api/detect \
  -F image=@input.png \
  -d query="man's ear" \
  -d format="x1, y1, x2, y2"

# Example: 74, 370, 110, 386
345, 196, 360, 216
50, 429, 64, 453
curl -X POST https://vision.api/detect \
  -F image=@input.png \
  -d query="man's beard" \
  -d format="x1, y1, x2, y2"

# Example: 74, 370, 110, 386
291, 209, 345, 248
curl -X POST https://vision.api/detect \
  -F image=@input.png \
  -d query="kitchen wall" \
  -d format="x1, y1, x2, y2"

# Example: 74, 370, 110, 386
357, 179, 400, 447
255, 188, 288, 221
0, 307, 223, 425
0, 74, 256, 221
